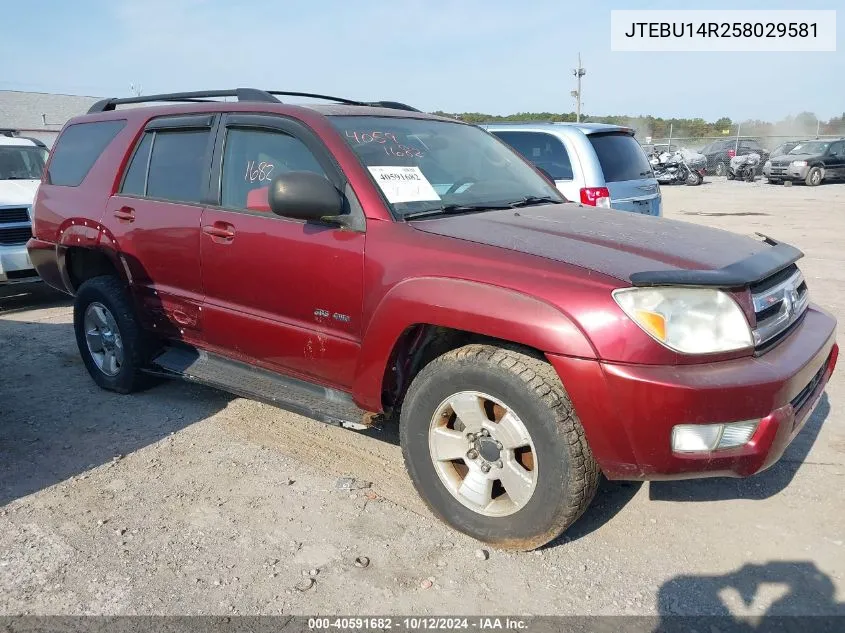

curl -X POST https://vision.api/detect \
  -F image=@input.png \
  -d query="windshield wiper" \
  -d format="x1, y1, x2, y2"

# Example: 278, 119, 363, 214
403, 203, 512, 220
507, 195, 560, 208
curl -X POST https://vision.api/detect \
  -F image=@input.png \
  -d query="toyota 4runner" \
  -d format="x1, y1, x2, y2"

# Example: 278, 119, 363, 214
28, 89, 838, 550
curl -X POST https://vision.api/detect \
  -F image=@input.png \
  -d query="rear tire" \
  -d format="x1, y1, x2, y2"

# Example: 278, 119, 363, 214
74, 275, 156, 394
399, 344, 599, 550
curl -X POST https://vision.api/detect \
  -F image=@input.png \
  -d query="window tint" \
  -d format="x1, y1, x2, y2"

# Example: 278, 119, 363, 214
829, 142, 844, 155
587, 133, 653, 182
491, 131, 573, 180
146, 130, 210, 204
47, 120, 125, 186
221, 128, 326, 210
120, 133, 153, 196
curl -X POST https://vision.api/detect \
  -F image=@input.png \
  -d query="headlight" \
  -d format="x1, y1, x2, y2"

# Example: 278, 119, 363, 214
764, 160, 772, 168
612, 287, 753, 354
791, 160, 808, 167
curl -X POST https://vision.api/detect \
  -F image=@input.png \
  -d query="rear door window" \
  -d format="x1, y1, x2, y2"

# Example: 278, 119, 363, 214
491, 131, 573, 180
587, 133, 653, 182
47, 120, 126, 186
145, 130, 211, 204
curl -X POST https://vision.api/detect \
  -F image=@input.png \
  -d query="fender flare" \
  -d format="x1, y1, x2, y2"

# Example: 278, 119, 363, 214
351, 277, 597, 411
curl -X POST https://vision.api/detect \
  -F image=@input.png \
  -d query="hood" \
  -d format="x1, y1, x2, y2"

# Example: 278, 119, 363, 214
0, 179, 40, 206
773, 153, 819, 163
410, 203, 771, 284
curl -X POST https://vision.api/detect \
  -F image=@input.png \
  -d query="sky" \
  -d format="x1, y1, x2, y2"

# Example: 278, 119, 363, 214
2, 0, 842, 122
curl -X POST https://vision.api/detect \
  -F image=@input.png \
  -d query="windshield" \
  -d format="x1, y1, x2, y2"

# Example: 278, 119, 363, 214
0, 145, 48, 180
329, 116, 563, 217
789, 141, 829, 155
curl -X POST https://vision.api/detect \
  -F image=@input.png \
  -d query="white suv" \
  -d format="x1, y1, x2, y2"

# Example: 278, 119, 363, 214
0, 136, 46, 285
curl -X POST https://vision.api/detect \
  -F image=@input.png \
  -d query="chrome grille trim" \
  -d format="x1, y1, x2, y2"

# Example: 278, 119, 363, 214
751, 268, 809, 348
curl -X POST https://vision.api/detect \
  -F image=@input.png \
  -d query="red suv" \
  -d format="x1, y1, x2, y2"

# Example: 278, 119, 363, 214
28, 89, 838, 550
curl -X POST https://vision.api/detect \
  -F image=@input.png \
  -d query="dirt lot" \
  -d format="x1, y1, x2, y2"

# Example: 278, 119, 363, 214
1, 178, 844, 617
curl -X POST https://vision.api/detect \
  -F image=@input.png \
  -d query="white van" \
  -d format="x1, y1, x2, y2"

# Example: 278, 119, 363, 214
484, 123, 662, 216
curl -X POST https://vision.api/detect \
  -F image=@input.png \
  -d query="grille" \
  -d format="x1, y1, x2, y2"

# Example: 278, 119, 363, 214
751, 265, 809, 353
0, 207, 30, 224
790, 362, 826, 414
0, 226, 33, 245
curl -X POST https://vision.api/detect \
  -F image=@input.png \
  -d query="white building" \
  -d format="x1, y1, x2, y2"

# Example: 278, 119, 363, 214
0, 91, 100, 148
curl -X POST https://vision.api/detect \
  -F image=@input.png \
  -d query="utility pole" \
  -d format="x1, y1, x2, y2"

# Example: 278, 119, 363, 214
572, 53, 586, 122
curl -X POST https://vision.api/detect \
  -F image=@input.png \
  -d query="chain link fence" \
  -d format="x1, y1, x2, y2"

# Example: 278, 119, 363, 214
644, 134, 845, 152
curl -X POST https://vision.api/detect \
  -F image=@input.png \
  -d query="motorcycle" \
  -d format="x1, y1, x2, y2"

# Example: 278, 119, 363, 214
727, 153, 761, 182
650, 149, 705, 186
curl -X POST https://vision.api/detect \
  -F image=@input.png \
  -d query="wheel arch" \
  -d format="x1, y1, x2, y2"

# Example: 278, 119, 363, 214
351, 277, 597, 413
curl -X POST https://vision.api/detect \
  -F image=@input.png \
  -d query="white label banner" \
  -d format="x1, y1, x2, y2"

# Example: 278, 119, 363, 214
368, 166, 441, 204
611, 10, 836, 52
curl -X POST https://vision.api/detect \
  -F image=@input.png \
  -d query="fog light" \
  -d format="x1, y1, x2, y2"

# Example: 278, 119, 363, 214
717, 420, 759, 449
671, 420, 760, 453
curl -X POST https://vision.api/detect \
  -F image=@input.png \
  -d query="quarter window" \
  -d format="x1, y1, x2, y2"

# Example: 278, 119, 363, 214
220, 128, 327, 211
47, 120, 126, 186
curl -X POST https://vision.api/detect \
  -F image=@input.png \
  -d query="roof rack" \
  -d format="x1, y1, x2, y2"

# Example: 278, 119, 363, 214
87, 88, 421, 114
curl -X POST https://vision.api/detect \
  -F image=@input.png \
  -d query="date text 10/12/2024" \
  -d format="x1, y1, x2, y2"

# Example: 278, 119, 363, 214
308, 617, 528, 631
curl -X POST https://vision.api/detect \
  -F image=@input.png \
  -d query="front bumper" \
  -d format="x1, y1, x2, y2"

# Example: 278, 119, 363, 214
548, 305, 838, 480
765, 163, 809, 180
0, 243, 40, 285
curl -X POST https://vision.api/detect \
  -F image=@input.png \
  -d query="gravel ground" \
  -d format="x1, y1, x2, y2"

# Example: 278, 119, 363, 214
1, 177, 843, 617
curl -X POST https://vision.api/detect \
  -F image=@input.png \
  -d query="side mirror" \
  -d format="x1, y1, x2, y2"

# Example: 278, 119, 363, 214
267, 171, 343, 222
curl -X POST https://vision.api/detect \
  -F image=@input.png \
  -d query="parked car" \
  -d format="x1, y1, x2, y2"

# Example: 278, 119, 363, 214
700, 138, 770, 176
28, 89, 838, 550
769, 141, 803, 159
763, 139, 845, 186
0, 135, 47, 285
484, 123, 661, 216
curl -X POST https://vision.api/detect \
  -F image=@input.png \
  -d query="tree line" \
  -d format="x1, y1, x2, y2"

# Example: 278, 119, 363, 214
432, 110, 845, 140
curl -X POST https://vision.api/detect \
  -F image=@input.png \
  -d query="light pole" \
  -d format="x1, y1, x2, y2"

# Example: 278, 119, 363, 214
572, 53, 586, 122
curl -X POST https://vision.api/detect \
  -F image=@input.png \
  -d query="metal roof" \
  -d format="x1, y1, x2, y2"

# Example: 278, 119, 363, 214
0, 91, 101, 132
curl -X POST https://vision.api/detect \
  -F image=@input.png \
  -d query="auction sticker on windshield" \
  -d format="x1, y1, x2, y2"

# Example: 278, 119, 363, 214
368, 166, 441, 204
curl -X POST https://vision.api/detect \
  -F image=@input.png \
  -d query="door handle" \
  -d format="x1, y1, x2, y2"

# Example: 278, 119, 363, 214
202, 222, 235, 241
113, 206, 135, 222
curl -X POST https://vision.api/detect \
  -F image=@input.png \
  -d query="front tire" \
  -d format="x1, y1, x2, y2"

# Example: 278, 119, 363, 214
685, 170, 703, 186
74, 275, 155, 394
399, 344, 599, 550
805, 166, 823, 186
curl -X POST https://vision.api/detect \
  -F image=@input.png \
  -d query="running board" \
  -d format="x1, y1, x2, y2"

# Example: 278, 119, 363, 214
149, 346, 375, 430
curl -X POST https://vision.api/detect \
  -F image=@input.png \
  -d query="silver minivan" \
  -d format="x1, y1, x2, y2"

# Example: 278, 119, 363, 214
484, 123, 662, 216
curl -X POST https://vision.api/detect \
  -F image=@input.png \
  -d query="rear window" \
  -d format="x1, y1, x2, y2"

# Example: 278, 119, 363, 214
491, 131, 573, 180
588, 133, 653, 183
47, 120, 126, 186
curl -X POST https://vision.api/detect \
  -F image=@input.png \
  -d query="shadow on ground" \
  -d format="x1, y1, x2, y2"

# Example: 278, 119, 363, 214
0, 290, 232, 506
655, 560, 844, 631
649, 393, 831, 503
